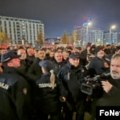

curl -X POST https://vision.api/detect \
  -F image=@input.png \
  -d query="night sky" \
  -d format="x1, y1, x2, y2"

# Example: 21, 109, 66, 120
0, 0, 120, 38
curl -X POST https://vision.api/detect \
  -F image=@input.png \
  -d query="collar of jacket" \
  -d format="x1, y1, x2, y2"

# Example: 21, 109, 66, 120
3, 67, 18, 73
67, 62, 82, 73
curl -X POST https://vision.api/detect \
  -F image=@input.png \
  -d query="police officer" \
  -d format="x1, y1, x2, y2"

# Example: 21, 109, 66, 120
0, 50, 30, 120
0, 80, 18, 120
35, 60, 61, 120
58, 52, 86, 120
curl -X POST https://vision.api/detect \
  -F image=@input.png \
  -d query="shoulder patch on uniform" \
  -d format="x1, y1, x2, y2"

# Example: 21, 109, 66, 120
23, 88, 27, 95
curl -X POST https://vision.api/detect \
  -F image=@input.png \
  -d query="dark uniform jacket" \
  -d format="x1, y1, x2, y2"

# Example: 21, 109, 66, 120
58, 63, 86, 104
0, 86, 18, 120
0, 67, 30, 120
35, 73, 60, 114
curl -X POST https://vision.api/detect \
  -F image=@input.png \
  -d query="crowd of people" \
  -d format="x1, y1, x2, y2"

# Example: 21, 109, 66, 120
0, 43, 120, 120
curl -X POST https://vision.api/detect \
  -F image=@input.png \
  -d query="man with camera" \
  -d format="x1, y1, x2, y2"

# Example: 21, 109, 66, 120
88, 53, 120, 120
97, 53, 120, 106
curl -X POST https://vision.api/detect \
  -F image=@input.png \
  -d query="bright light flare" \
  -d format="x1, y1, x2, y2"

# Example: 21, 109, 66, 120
110, 25, 116, 30
88, 21, 92, 26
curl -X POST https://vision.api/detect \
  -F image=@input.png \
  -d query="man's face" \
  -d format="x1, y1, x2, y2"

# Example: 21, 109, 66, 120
27, 48, 35, 56
69, 58, 80, 67
7, 58, 21, 68
49, 51, 54, 58
63, 51, 69, 60
110, 57, 120, 79
54, 53, 63, 63
0, 49, 7, 55
37, 50, 46, 60
17, 49, 27, 60
97, 50, 105, 59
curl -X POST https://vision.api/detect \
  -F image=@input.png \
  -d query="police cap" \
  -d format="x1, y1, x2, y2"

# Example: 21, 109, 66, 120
69, 52, 80, 59
1, 50, 20, 63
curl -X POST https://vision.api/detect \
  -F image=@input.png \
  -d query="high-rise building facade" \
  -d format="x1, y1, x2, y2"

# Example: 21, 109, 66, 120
104, 32, 120, 44
0, 16, 44, 46
74, 26, 104, 46
90, 29, 104, 45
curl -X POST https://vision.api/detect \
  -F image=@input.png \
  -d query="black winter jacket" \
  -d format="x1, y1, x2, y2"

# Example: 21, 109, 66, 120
97, 78, 120, 106
0, 67, 30, 120
35, 73, 60, 114
58, 63, 86, 104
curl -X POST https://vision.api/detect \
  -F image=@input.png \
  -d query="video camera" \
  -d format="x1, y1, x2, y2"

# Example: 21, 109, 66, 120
80, 73, 111, 95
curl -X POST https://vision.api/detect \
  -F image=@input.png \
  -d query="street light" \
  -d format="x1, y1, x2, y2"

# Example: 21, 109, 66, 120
86, 21, 92, 44
109, 25, 116, 44
88, 21, 92, 27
